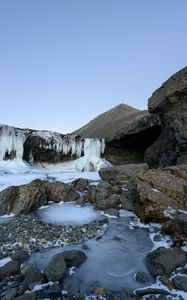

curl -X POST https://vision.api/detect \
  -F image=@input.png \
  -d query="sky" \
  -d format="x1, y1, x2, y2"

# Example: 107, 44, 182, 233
0, 0, 186, 133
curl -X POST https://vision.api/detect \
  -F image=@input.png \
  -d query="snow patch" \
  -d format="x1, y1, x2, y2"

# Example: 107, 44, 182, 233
0, 257, 12, 267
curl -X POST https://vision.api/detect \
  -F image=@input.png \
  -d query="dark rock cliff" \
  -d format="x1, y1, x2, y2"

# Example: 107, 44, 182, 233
145, 66, 187, 168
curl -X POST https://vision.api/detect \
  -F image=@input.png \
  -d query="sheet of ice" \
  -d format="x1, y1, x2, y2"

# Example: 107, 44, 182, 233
35, 155, 110, 173
30, 216, 153, 292
0, 213, 15, 224
0, 170, 100, 191
0, 257, 12, 267
0, 158, 31, 174
37, 202, 104, 226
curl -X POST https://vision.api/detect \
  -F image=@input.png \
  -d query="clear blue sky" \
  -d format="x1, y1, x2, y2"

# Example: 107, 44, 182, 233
0, 0, 186, 133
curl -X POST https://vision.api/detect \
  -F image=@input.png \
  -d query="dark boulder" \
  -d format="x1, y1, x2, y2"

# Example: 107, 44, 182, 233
145, 67, 187, 168
62, 250, 87, 268
95, 194, 120, 210
145, 247, 186, 276
172, 275, 187, 292
44, 252, 66, 281
99, 163, 148, 183
0, 260, 21, 279
11, 250, 30, 262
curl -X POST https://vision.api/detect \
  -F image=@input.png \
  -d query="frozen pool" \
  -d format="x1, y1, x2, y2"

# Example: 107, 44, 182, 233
37, 202, 104, 226
30, 215, 154, 292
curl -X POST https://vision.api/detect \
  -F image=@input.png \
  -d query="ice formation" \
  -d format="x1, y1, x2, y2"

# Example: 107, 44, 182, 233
0, 124, 107, 172
37, 202, 104, 226
0, 125, 26, 161
33, 130, 105, 159
30, 216, 153, 292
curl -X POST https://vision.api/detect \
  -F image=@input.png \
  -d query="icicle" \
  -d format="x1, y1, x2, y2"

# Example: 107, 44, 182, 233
0, 125, 26, 161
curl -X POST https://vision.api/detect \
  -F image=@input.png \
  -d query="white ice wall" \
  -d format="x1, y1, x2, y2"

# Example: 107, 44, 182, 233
0, 125, 26, 161
0, 125, 105, 163
33, 130, 105, 159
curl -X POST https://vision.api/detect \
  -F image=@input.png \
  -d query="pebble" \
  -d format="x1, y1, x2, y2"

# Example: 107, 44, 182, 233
0, 213, 108, 259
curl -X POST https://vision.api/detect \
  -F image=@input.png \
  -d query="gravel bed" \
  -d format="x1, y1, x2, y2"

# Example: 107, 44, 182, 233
0, 213, 108, 259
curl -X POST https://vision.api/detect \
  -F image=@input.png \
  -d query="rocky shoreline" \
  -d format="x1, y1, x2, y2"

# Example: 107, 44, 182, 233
0, 213, 108, 260
1, 171, 187, 299
0, 67, 187, 299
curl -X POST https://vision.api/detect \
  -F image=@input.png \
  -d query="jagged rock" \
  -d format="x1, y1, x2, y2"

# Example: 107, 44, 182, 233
19, 264, 46, 295
0, 180, 47, 216
99, 163, 148, 183
161, 213, 187, 239
71, 178, 90, 192
125, 168, 187, 223
145, 67, 187, 168
0, 179, 76, 216
44, 252, 66, 281
62, 250, 87, 268
145, 247, 186, 276
95, 194, 120, 210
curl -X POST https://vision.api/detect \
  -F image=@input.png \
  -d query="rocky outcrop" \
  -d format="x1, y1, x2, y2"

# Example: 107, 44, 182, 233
0, 179, 76, 216
145, 247, 186, 276
98, 164, 187, 223
145, 67, 187, 168
99, 163, 148, 182
124, 168, 187, 223
74, 104, 161, 165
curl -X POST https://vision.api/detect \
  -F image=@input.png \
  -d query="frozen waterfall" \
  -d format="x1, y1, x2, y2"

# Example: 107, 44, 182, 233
0, 125, 26, 161
0, 124, 108, 172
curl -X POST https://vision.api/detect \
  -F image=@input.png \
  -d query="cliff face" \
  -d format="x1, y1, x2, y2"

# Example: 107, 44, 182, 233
74, 104, 161, 165
145, 66, 187, 168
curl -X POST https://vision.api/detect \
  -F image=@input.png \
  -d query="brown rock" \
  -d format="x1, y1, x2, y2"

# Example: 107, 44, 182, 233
126, 168, 187, 223
0, 260, 21, 279
0, 179, 76, 216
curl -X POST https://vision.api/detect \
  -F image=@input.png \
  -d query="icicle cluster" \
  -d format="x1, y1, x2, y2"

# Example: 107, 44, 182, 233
0, 125, 105, 162
34, 131, 105, 159
0, 125, 26, 161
